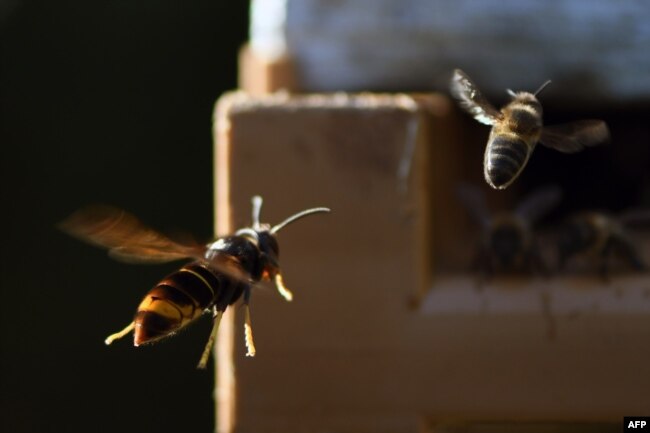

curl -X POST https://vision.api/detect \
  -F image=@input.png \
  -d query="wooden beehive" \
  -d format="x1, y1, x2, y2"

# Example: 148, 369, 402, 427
214, 3, 650, 431
212, 91, 650, 433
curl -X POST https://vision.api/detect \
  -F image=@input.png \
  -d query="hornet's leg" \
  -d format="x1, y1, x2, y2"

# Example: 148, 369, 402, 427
274, 273, 293, 302
105, 321, 135, 345
197, 307, 223, 369
243, 286, 256, 357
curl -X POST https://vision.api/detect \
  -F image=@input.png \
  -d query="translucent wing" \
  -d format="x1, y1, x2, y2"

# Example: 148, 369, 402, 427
540, 120, 609, 153
204, 247, 255, 284
515, 185, 562, 222
617, 208, 650, 227
59, 205, 206, 264
456, 183, 491, 227
450, 69, 502, 126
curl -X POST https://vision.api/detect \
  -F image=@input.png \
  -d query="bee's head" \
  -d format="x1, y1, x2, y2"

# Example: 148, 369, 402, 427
488, 215, 529, 266
235, 196, 330, 281
558, 215, 597, 257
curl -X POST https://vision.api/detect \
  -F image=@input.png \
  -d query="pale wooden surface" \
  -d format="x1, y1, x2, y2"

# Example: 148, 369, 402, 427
214, 91, 435, 433
249, 0, 650, 105
238, 44, 297, 96
213, 96, 236, 433
213, 91, 650, 433
423, 275, 650, 314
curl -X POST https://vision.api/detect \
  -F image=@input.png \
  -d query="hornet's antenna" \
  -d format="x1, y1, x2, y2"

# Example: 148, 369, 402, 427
270, 207, 330, 234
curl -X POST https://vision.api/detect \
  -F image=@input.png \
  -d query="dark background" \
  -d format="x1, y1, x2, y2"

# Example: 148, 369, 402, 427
1, 1, 248, 432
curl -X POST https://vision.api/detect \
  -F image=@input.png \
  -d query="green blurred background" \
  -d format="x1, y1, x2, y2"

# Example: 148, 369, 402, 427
1, 2, 247, 432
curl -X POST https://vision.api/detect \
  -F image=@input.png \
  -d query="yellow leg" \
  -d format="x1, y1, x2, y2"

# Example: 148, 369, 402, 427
275, 273, 293, 302
104, 321, 135, 345
197, 310, 223, 369
244, 304, 256, 357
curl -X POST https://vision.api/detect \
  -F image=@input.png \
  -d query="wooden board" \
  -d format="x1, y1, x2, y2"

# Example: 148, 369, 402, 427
238, 44, 297, 96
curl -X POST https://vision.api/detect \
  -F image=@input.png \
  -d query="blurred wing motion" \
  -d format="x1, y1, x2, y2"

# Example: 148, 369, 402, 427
456, 183, 491, 227
515, 185, 562, 222
540, 120, 610, 153
617, 208, 650, 227
450, 69, 502, 126
59, 205, 206, 264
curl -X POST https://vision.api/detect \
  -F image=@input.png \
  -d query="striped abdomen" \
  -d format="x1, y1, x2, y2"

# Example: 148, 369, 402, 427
484, 133, 533, 189
133, 261, 240, 346
484, 97, 543, 189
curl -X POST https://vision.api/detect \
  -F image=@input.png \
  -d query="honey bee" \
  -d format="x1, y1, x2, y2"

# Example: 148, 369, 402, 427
450, 69, 610, 190
457, 183, 562, 283
60, 196, 330, 368
558, 210, 649, 280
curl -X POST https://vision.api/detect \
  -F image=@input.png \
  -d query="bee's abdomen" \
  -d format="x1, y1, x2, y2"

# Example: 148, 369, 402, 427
134, 262, 221, 346
484, 134, 531, 189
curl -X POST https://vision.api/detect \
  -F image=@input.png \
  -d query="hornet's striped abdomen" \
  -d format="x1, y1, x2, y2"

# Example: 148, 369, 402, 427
59, 197, 330, 366
134, 262, 231, 346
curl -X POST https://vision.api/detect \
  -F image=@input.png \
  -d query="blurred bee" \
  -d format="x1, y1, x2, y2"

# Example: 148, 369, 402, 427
450, 69, 610, 190
457, 184, 562, 284
60, 196, 330, 368
558, 210, 649, 280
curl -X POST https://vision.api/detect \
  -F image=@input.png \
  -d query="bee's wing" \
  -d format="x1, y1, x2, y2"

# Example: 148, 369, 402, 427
539, 120, 610, 153
59, 205, 207, 264
617, 208, 650, 227
456, 183, 491, 227
515, 185, 562, 222
450, 69, 502, 126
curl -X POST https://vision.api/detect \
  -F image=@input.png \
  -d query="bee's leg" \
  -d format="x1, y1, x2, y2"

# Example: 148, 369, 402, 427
471, 246, 491, 289
274, 273, 293, 302
530, 242, 550, 277
104, 321, 135, 345
557, 248, 570, 273
522, 249, 534, 275
197, 307, 223, 369
243, 287, 256, 357
529, 244, 555, 338
613, 236, 646, 271
538, 286, 556, 340
598, 240, 614, 283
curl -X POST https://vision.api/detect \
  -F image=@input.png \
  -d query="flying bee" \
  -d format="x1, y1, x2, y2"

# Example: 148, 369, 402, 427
59, 196, 330, 368
558, 210, 649, 280
450, 69, 610, 190
457, 183, 562, 284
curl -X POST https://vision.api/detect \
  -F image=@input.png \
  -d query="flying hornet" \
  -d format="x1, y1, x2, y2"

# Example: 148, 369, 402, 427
60, 196, 330, 368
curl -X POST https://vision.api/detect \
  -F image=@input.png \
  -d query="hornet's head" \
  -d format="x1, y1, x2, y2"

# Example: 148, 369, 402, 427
235, 196, 330, 284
